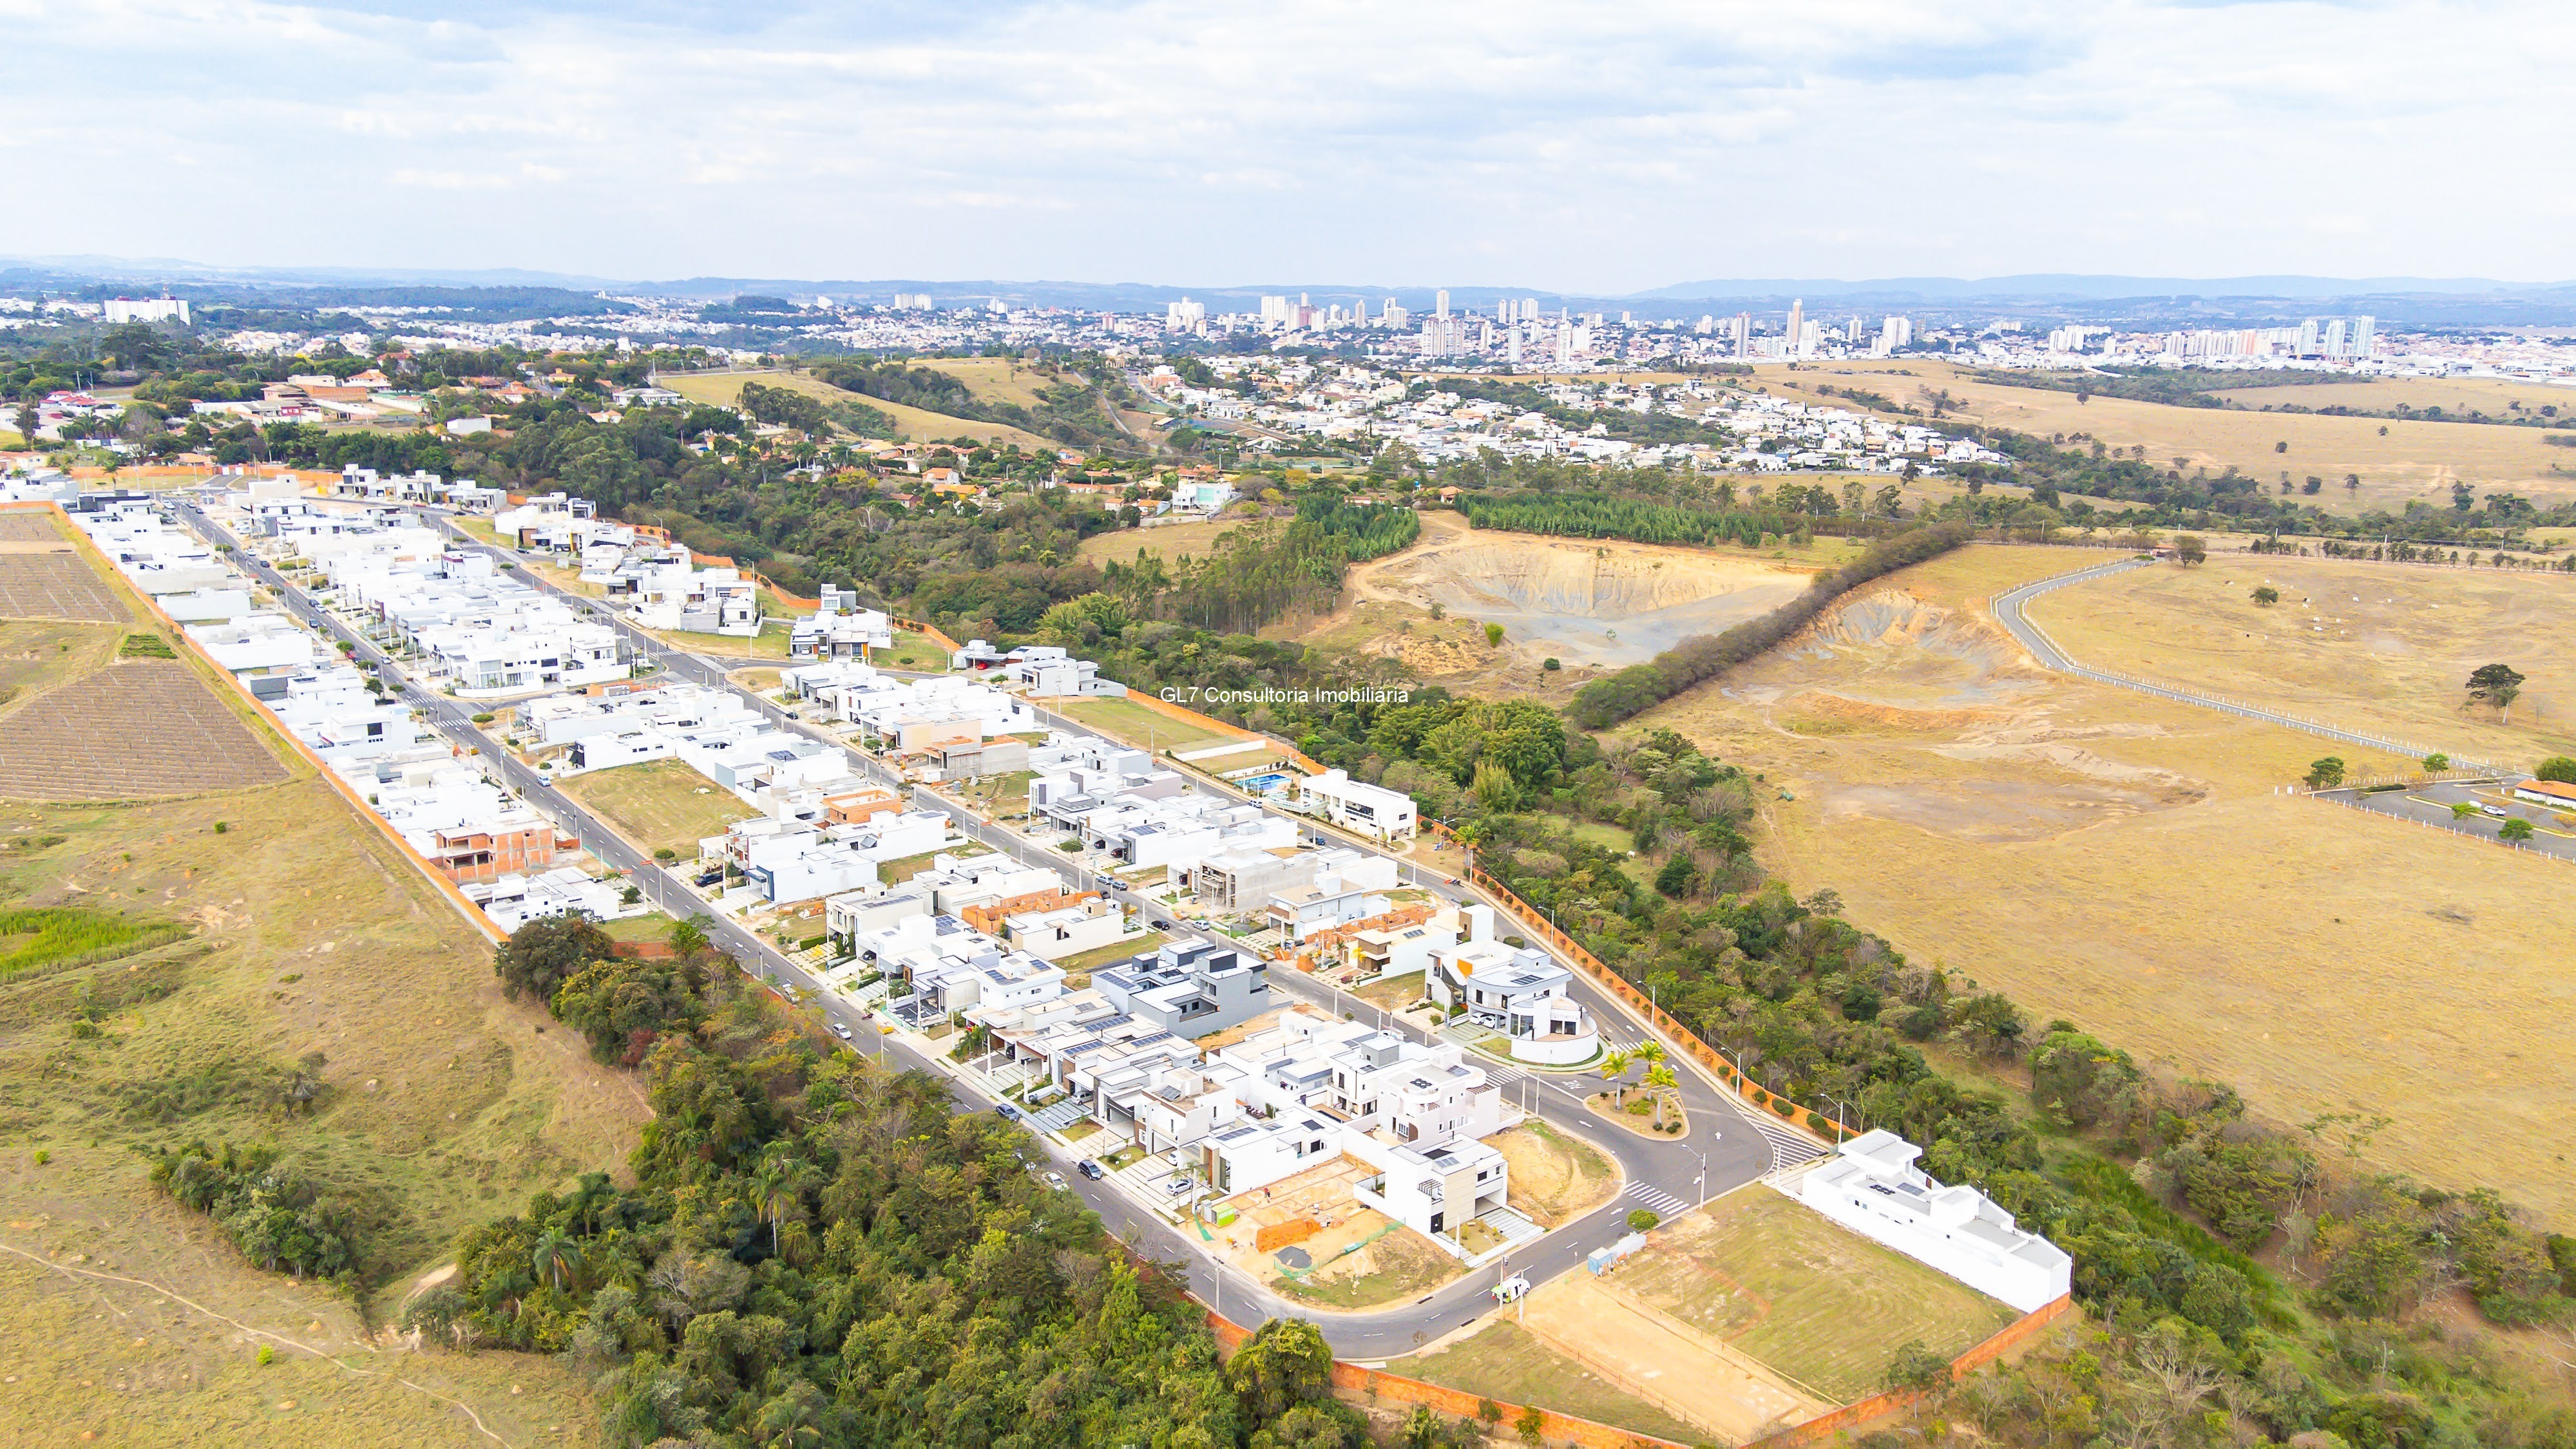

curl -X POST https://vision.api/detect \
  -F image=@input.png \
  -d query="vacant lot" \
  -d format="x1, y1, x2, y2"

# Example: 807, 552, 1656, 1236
1614, 1186, 2019, 1404
1054, 696, 1236, 752
1640, 543, 2576, 1222
0, 661, 290, 799
0, 512, 71, 543
1388, 1320, 1708, 1448
1077, 518, 1242, 565
1759, 358, 2576, 513
557, 757, 750, 858
0, 782, 644, 1445
2030, 554, 2576, 764
0, 551, 129, 621
658, 370, 1056, 451
876, 627, 952, 672
2204, 374, 2576, 420
1489, 1120, 1619, 1226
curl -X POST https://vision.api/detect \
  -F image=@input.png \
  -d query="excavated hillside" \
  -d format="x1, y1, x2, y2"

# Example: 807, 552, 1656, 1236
1368, 535, 1811, 667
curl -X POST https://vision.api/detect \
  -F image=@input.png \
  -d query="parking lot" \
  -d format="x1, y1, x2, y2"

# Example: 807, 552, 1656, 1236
2318, 778, 2576, 863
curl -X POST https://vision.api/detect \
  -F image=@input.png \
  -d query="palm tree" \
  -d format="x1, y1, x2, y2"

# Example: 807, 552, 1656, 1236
1598, 1048, 1632, 1106
1633, 1038, 1667, 1072
530, 1228, 582, 1294
1643, 1064, 1679, 1128
669, 913, 714, 960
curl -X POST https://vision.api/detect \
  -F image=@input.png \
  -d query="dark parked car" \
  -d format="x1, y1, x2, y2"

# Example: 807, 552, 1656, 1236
1076, 1159, 1105, 1180
694, 869, 724, 887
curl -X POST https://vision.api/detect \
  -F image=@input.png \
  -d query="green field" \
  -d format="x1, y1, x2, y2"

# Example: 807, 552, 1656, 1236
875, 627, 952, 672
1054, 697, 1236, 752
556, 758, 751, 858
1390, 1321, 1707, 1447
1621, 1187, 2019, 1403
1050, 933, 1163, 974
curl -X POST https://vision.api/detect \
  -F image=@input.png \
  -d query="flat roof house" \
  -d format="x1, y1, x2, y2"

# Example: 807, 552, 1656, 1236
1795, 1130, 2072, 1312
1094, 939, 1269, 1039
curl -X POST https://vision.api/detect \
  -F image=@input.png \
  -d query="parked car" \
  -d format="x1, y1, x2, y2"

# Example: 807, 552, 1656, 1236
995, 1103, 1023, 1122
1076, 1160, 1104, 1180
832, 1023, 852, 1041
1044, 1172, 1067, 1191
2481, 804, 2510, 818
1164, 1177, 1194, 1196
693, 869, 723, 887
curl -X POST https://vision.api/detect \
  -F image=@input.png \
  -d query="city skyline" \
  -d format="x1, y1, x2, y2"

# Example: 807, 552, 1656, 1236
10, 1, 2574, 290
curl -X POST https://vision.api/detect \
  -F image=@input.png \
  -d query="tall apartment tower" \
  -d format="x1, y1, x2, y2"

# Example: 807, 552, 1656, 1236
1786, 299, 1804, 355
1730, 313, 1751, 357
1435, 290, 1450, 319
2350, 316, 2376, 358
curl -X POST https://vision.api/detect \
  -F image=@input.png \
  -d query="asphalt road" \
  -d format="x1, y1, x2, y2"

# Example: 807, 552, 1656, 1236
1990, 555, 2501, 774
2312, 777, 2576, 862
179, 495, 1782, 1355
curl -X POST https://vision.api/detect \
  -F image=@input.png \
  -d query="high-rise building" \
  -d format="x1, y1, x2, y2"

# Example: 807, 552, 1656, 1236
1786, 299, 1804, 355
1797, 319, 1821, 358
1730, 313, 1751, 357
1165, 298, 1205, 328
1435, 290, 1450, 319
1880, 316, 1913, 354
2350, 316, 2376, 358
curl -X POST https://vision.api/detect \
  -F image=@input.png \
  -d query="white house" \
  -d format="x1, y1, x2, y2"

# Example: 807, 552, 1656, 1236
1297, 768, 1418, 842
1424, 905, 1599, 1066
1793, 1130, 2072, 1313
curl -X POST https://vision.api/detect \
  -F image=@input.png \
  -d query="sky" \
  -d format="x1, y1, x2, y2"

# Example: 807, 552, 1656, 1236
8, 0, 2574, 294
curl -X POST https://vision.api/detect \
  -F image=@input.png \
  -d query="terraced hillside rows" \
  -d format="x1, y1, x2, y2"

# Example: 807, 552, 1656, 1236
0, 662, 289, 799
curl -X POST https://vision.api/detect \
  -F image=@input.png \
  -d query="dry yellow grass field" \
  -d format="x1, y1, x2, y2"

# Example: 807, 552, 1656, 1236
658, 369, 1056, 452
0, 786, 645, 1444
2204, 374, 2576, 418
1076, 518, 1241, 564
922, 357, 1056, 411
1759, 359, 2576, 513
1637, 543, 2576, 1224
2027, 554, 2576, 762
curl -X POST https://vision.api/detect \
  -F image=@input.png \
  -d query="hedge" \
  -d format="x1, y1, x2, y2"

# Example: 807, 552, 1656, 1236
1569, 522, 1974, 728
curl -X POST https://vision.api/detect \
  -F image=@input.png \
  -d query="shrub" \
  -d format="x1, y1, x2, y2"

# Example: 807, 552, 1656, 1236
1627, 1208, 1660, 1232
1748, 1088, 1769, 1105
256, 1345, 274, 1366
1770, 1097, 1795, 1118
2500, 818, 2534, 842
2537, 756, 2576, 784
212, 822, 228, 834
470, 712, 496, 724
653, 847, 677, 862
1806, 1109, 1833, 1132
1626, 1098, 1652, 1115
1541, 658, 1561, 672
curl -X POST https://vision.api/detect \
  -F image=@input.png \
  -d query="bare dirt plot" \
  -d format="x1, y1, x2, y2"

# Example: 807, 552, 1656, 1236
1355, 518, 1816, 670
1489, 1121, 1619, 1227
2027, 554, 2576, 762
1386, 1319, 1710, 1447
0, 511, 71, 543
0, 784, 647, 1446
1612, 1187, 2019, 1404
0, 551, 129, 622
556, 757, 752, 858
1517, 1268, 1833, 1441
1638, 543, 2576, 1222
1756, 358, 2576, 513
0, 662, 288, 799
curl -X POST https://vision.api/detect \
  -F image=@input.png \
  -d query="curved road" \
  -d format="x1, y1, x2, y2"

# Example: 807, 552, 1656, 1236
1990, 556, 2498, 774
176, 495, 1785, 1358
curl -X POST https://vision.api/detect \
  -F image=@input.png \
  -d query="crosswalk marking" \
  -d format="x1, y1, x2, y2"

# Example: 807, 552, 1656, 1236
1623, 1181, 1688, 1216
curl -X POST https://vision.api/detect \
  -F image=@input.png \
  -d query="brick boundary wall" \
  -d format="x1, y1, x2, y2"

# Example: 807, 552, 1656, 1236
13, 502, 504, 946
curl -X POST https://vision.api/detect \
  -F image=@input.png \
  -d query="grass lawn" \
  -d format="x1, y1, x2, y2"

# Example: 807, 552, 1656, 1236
950, 768, 1034, 819
651, 619, 793, 659
557, 758, 752, 858
1620, 1188, 2019, 1403
1056, 696, 1236, 752
1353, 970, 1426, 1010
1388, 1322, 1706, 1448
601, 911, 677, 944
1272, 1225, 1462, 1311
875, 627, 951, 672
1052, 933, 1163, 974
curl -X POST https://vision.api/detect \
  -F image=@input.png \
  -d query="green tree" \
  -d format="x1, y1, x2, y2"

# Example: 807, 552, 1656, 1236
2452, 802, 2478, 821
2304, 757, 2347, 789
1627, 1208, 1660, 1231
1228, 1318, 1336, 1423
2173, 535, 2207, 566
1884, 1338, 1954, 1392
493, 913, 613, 1003
2251, 585, 2280, 605
669, 913, 713, 960
2423, 752, 2450, 772
2534, 756, 2576, 783
2499, 818, 2534, 842
2465, 663, 2525, 723
1597, 1047, 1632, 1106
1482, 621, 1504, 647
1653, 852, 1698, 899
1514, 1403, 1547, 1445
1643, 1063, 1679, 1126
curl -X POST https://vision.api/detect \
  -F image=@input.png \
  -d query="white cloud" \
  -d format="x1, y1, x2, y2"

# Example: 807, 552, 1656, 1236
3, 0, 2570, 288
